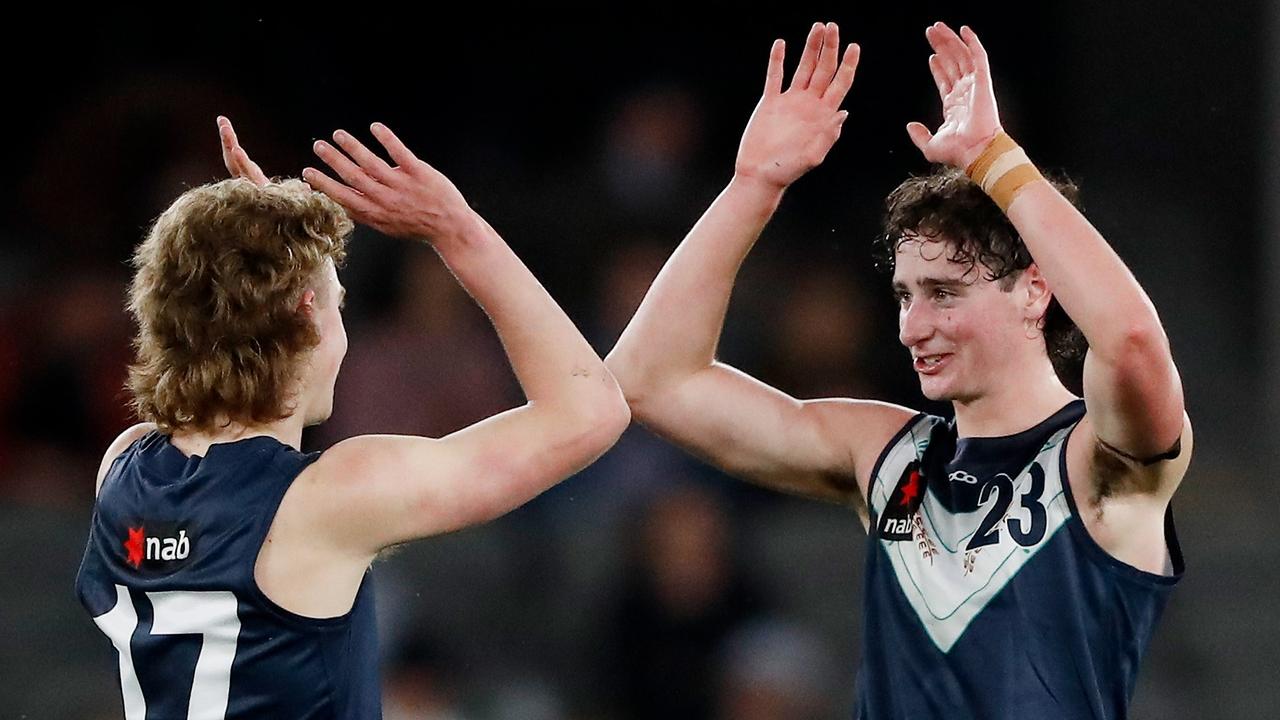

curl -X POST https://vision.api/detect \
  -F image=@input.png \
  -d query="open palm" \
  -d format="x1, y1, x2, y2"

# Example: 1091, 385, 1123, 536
735, 22, 860, 189
907, 23, 1003, 170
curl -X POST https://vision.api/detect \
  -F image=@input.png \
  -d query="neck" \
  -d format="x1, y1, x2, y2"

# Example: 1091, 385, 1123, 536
952, 355, 1077, 438
170, 414, 307, 455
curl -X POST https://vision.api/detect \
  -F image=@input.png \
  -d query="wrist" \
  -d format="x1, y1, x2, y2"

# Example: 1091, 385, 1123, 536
729, 171, 788, 201
726, 173, 787, 224
426, 208, 490, 252
964, 131, 1044, 212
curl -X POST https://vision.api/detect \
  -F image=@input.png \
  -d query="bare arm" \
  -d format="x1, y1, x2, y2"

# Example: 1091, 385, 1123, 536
606, 23, 913, 507
298, 124, 629, 557
907, 23, 1189, 499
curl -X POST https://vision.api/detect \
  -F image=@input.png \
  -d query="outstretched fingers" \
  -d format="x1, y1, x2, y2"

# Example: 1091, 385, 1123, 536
763, 38, 786, 96
370, 123, 423, 173
331, 129, 398, 186
789, 22, 825, 91
925, 25, 961, 86
959, 25, 991, 79
931, 22, 974, 77
821, 43, 861, 108
928, 54, 954, 98
312, 138, 382, 196
301, 166, 373, 216
217, 116, 268, 185
809, 22, 841, 95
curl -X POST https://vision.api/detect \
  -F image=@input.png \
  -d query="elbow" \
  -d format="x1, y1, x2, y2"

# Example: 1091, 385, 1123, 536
1123, 321, 1170, 355
561, 371, 632, 453
1095, 320, 1170, 368
603, 353, 696, 426
586, 387, 632, 449
603, 351, 652, 410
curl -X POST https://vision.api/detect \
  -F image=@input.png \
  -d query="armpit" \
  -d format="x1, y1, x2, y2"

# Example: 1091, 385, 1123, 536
1090, 437, 1180, 502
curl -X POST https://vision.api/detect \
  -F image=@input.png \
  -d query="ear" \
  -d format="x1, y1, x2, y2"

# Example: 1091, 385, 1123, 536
1021, 263, 1053, 322
297, 288, 317, 318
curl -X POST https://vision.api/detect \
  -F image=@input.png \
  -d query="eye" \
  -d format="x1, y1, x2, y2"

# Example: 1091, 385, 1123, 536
932, 288, 954, 301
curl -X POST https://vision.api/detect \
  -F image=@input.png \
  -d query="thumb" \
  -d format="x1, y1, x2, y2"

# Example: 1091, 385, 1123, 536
906, 122, 934, 154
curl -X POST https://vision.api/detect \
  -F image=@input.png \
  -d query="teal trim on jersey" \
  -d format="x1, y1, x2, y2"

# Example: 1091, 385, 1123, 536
866, 415, 931, 524
906, 437, 1066, 554
889, 519, 1072, 653
871, 420, 934, 511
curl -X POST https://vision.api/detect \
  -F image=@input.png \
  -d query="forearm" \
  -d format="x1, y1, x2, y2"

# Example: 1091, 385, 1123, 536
1005, 179, 1169, 362
996, 148, 1185, 450
435, 213, 619, 411
606, 175, 784, 397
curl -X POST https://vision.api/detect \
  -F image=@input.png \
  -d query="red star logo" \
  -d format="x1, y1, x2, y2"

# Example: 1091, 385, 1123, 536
899, 470, 922, 508
123, 527, 145, 568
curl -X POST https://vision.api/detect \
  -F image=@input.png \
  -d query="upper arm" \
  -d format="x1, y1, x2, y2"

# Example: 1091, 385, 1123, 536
1081, 332, 1186, 463
296, 400, 628, 557
630, 362, 915, 508
96, 423, 158, 496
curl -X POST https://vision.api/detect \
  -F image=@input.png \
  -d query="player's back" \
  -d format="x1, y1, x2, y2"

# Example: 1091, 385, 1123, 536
75, 430, 381, 720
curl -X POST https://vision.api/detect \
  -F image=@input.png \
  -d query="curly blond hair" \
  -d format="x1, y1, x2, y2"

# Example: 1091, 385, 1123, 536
127, 178, 352, 432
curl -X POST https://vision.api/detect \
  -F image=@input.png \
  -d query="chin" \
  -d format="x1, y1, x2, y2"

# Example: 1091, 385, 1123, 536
920, 380, 982, 405
918, 377, 953, 402
303, 404, 334, 427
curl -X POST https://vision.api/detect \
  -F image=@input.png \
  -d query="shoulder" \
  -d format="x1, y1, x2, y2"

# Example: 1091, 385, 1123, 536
807, 399, 920, 449
285, 434, 447, 522
308, 434, 444, 480
803, 399, 922, 488
96, 422, 159, 495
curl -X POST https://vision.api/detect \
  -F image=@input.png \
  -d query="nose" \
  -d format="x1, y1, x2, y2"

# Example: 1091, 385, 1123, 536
898, 298, 935, 348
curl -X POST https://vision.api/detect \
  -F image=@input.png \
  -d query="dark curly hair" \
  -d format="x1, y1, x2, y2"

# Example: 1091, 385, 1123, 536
127, 178, 352, 432
877, 166, 1086, 392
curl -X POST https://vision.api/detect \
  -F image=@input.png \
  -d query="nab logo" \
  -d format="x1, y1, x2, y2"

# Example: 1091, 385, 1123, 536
878, 461, 925, 541
882, 517, 914, 536
122, 525, 194, 570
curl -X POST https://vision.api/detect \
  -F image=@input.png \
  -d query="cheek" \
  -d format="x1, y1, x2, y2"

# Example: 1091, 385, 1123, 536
321, 313, 347, 369
332, 321, 348, 366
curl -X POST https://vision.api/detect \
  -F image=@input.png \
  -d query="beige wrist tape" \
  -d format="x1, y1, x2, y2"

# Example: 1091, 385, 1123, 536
965, 131, 1044, 212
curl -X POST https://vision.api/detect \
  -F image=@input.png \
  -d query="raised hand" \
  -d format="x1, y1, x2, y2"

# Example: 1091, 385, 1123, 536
734, 22, 860, 189
217, 116, 270, 186
906, 23, 1003, 170
303, 124, 477, 246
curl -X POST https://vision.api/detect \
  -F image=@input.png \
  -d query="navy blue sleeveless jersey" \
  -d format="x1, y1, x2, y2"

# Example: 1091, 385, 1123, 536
75, 431, 382, 719
857, 401, 1182, 719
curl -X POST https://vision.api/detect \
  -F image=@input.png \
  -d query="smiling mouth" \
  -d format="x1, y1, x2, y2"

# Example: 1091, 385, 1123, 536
913, 353, 952, 375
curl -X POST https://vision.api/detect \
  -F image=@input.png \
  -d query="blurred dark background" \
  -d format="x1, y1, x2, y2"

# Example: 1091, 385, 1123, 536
1, 4, 1273, 718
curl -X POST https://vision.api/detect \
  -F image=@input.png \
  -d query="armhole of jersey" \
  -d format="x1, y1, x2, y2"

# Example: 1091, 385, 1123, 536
243, 450, 367, 631
97, 429, 158, 497
1058, 420, 1183, 587
865, 412, 927, 529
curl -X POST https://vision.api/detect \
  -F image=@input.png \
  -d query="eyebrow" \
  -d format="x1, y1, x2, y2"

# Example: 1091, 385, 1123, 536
891, 277, 970, 293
